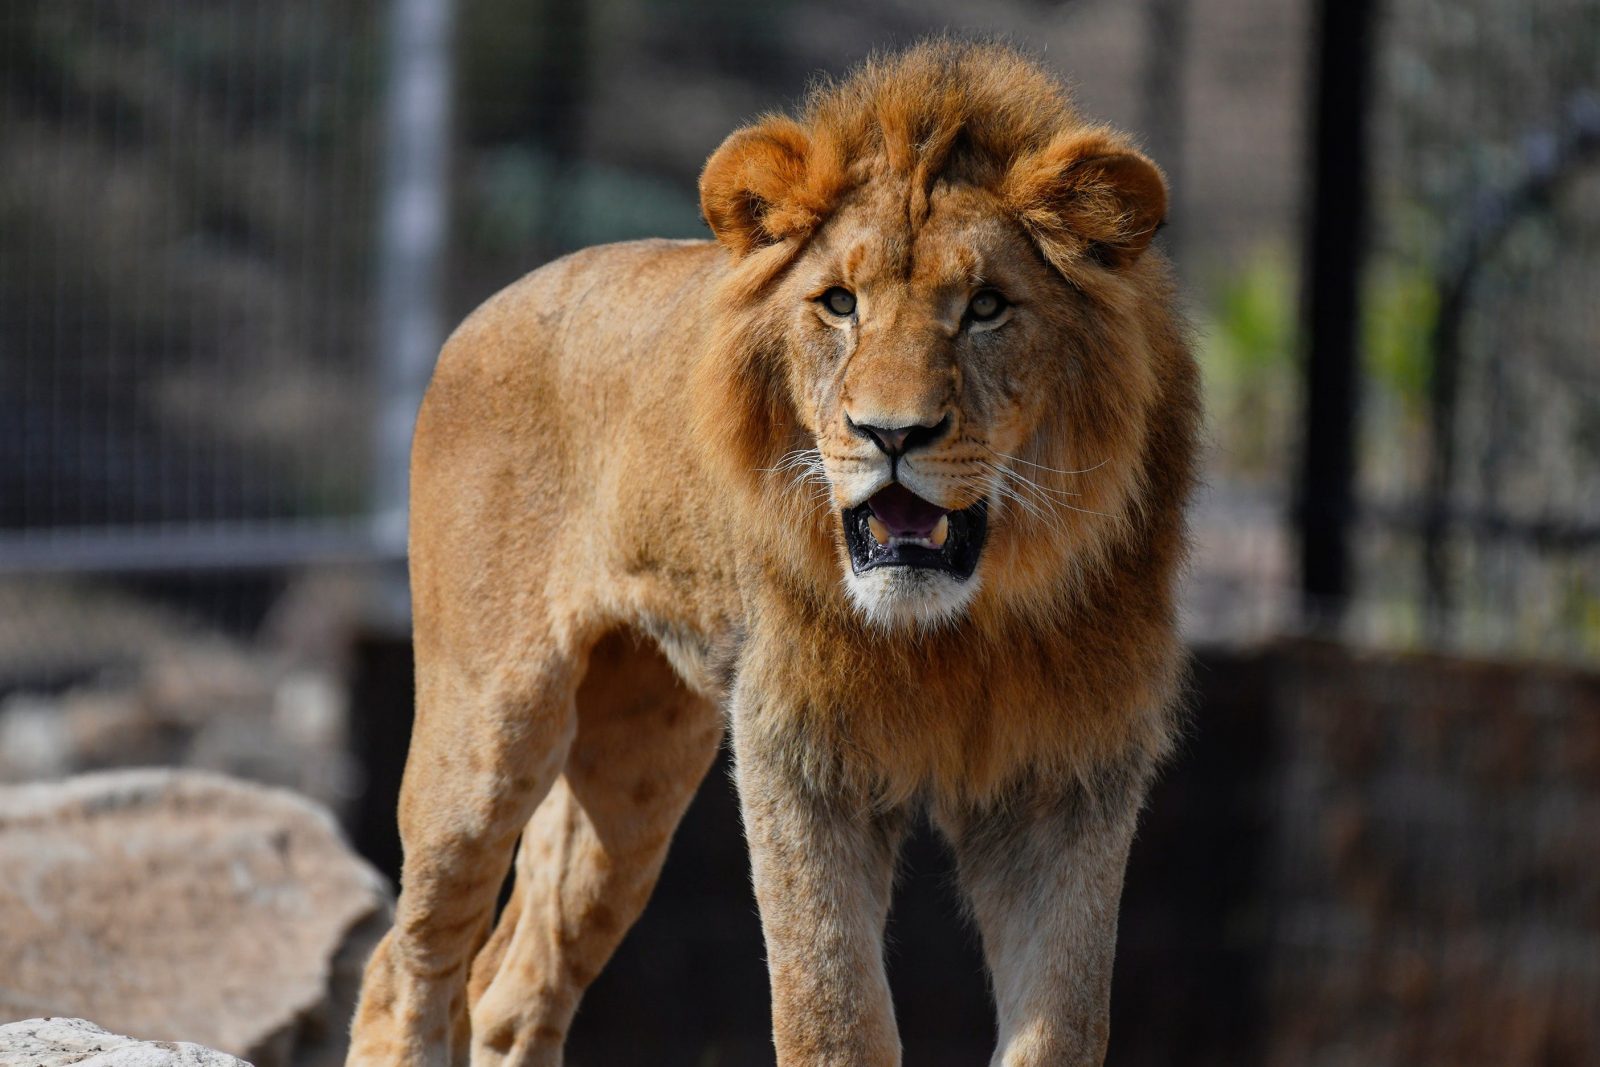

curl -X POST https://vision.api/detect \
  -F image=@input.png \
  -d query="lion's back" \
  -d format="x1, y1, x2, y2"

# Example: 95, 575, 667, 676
436, 237, 720, 392
416, 236, 722, 467
408, 238, 729, 623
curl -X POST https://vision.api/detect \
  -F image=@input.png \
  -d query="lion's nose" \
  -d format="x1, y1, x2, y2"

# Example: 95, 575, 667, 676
846, 413, 952, 458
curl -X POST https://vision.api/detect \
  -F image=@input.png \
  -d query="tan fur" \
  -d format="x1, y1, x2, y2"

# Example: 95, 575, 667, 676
347, 41, 1198, 1067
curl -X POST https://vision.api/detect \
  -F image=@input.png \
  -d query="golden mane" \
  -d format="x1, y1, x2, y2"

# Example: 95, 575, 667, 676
700, 40, 1165, 270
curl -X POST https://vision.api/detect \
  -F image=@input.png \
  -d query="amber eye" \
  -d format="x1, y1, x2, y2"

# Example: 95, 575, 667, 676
820, 287, 857, 317
968, 290, 1008, 322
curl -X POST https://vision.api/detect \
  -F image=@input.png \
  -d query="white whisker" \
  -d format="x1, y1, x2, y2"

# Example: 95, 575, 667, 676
759, 447, 841, 522
981, 446, 1108, 478
985, 468, 1048, 523
983, 460, 1118, 523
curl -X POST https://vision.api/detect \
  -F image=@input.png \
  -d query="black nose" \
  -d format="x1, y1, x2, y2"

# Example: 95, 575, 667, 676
847, 413, 952, 458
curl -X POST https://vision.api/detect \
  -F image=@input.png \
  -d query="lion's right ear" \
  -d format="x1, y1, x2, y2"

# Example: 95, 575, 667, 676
699, 117, 827, 257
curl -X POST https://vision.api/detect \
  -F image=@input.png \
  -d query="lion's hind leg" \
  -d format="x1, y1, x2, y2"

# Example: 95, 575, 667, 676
467, 629, 723, 1066
345, 627, 585, 1067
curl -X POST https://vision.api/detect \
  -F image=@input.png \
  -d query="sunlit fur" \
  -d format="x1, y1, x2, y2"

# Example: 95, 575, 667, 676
347, 40, 1200, 1067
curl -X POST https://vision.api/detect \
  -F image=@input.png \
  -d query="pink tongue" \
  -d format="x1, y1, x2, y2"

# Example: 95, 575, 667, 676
868, 483, 949, 538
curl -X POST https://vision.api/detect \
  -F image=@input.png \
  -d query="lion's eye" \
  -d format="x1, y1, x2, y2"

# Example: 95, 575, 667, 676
820, 287, 857, 317
968, 290, 1008, 323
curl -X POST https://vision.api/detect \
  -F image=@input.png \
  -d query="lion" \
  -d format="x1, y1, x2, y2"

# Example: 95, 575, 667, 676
346, 40, 1198, 1067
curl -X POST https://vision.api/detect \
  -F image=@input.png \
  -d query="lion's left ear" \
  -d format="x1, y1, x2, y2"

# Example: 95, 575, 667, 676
1002, 131, 1168, 271
699, 117, 832, 258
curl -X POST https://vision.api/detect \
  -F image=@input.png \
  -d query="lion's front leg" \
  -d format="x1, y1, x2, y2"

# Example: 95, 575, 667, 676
731, 690, 907, 1067
940, 757, 1152, 1067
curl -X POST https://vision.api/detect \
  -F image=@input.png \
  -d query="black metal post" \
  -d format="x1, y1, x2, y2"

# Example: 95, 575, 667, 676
1297, 0, 1376, 629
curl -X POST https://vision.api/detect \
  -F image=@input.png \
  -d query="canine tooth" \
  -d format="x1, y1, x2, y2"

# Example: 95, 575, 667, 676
867, 515, 891, 546
929, 514, 950, 548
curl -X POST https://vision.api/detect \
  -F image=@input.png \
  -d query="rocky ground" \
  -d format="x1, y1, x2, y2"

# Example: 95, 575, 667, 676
0, 1016, 251, 1066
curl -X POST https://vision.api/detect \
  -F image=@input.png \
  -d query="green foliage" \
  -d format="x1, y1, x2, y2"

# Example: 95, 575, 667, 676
1196, 247, 1298, 484
1206, 249, 1296, 379
1361, 257, 1438, 414
1559, 572, 1600, 656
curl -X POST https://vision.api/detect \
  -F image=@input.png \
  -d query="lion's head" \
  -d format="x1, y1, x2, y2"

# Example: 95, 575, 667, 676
694, 42, 1190, 630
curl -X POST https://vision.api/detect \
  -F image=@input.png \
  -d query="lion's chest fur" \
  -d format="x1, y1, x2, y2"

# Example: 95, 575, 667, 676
637, 577, 1183, 807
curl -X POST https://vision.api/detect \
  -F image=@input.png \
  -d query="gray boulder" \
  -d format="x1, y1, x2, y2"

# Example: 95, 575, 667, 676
0, 771, 391, 1066
0, 1017, 251, 1066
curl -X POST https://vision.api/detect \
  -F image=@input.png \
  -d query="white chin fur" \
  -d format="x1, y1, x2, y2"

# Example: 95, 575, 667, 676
844, 566, 981, 630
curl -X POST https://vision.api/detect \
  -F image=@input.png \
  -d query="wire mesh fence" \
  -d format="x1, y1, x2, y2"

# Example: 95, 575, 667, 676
1, 0, 1595, 642
1358, 0, 1600, 660
2, 3, 1599, 1064
1, 0, 1313, 621
0, 0, 387, 570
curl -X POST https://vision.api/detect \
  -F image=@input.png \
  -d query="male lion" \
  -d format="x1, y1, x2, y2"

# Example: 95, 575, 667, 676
347, 40, 1197, 1067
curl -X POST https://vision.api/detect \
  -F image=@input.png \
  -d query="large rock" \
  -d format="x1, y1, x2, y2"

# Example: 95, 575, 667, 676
0, 771, 391, 1067
0, 1017, 251, 1066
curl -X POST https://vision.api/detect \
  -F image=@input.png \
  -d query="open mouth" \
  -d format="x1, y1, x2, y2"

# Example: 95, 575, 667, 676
842, 483, 988, 579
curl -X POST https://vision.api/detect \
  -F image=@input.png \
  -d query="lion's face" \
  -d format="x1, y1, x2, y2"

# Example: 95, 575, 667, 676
697, 52, 1170, 629
766, 181, 1094, 626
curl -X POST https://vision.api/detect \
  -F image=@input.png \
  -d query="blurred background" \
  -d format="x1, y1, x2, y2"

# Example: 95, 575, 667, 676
1, 0, 1597, 1064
